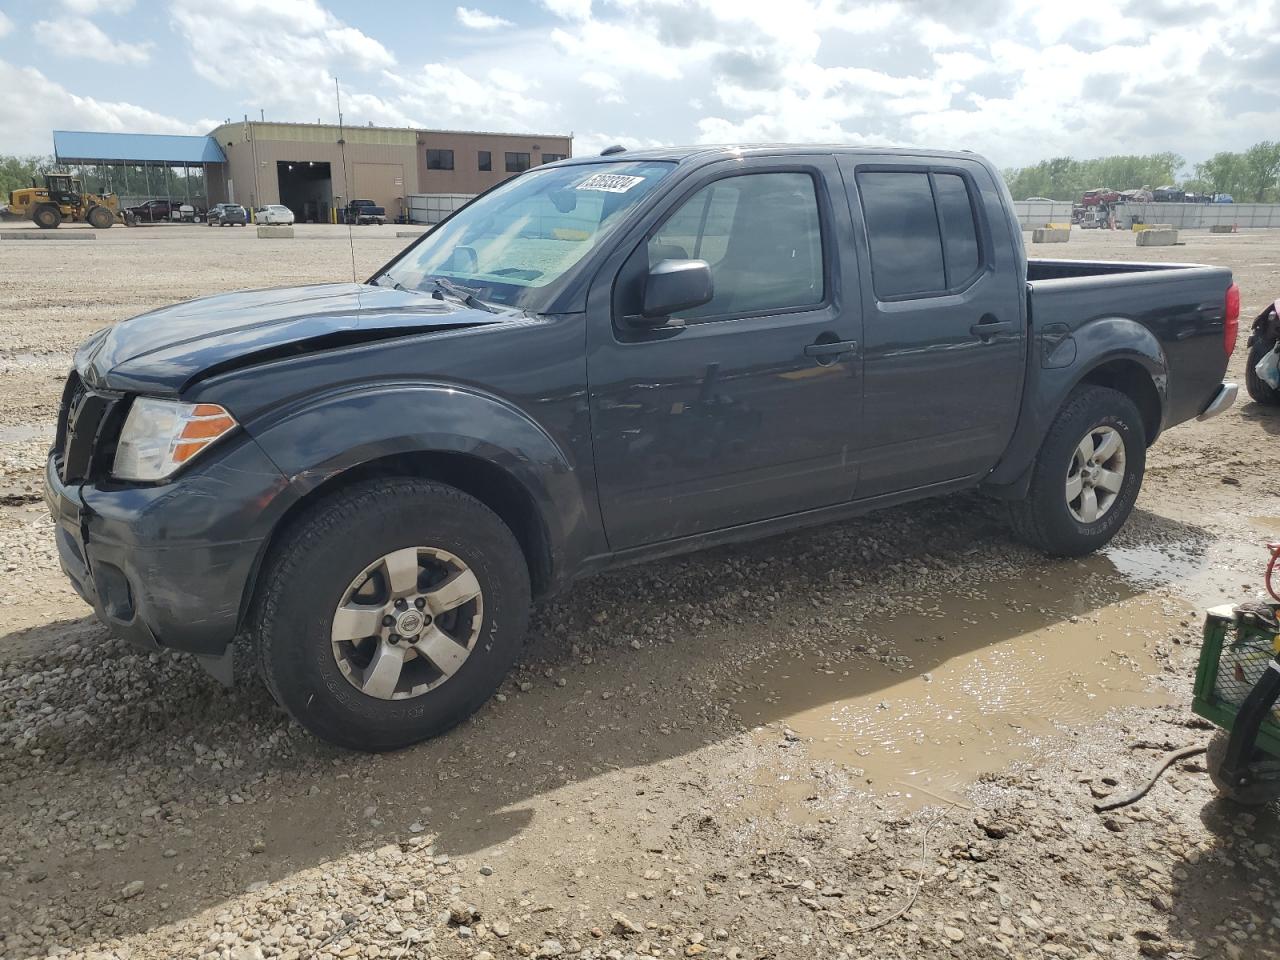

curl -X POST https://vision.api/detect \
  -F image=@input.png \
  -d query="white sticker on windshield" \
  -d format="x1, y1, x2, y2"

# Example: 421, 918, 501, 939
575, 173, 646, 193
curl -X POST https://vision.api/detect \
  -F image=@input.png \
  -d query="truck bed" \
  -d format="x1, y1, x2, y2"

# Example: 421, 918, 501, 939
1025, 258, 1234, 432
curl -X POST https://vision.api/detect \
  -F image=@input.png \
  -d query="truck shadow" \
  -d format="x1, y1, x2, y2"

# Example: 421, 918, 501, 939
0, 495, 1213, 954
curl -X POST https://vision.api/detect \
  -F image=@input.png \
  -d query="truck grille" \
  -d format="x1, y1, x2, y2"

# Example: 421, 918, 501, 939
54, 371, 120, 484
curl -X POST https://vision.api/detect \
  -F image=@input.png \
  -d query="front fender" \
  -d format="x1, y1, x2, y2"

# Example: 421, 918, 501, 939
249, 381, 596, 587
985, 316, 1167, 487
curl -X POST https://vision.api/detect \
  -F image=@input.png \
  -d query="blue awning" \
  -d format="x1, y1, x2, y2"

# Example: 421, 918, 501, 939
53, 130, 226, 164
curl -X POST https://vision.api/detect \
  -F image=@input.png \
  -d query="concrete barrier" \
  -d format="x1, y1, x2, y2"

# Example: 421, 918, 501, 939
1136, 228, 1178, 247
396, 231, 425, 238
1032, 227, 1070, 243
1, 231, 95, 240
1210, 224, 1236, 234
256, 225, 294, 239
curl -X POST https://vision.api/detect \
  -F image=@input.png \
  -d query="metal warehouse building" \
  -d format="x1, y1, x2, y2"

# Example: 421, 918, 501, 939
54, 122, 573, 223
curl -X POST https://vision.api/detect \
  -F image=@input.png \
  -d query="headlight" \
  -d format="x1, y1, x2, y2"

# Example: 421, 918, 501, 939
112, 398, 238, 481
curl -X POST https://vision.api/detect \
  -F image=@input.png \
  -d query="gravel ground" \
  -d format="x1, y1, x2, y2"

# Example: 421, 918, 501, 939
2, 224, 1280, 960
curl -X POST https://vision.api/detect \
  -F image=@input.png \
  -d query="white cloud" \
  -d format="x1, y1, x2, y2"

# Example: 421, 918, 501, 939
0, 58, 201, 155
60, 0, 135, 12
573, 131, 668, 156
381, 63, 554, 131
168, 0, 395, 119
541, 0, 592, 20
580, 70, 625, 104
455, 6, 513, 29
0, 12, 12, 37
34, 18, 154, 64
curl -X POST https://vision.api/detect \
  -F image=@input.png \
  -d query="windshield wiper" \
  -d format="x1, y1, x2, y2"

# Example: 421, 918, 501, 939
429, 277, 498, 314
369, 270, 408, 292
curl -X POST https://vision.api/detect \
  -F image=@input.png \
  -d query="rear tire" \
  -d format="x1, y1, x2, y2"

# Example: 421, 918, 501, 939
1245, 337, 1280, 405
255, 478, 531, 751
33, 204, 61, 229
86, 205, 114, 229
1206, 731, 1280, 805
1009, 385, 1146, 556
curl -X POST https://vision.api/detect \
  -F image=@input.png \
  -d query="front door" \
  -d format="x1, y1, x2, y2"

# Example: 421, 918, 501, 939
588, 157, 864, 551
837, 158, 1027, 497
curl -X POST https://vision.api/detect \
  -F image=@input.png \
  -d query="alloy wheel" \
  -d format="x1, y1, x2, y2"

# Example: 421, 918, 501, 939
330, 546, 483, 700
1066, 425, 1126, 523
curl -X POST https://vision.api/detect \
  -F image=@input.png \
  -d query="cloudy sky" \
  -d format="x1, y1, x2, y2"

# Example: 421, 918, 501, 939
0, 0, 1277, 168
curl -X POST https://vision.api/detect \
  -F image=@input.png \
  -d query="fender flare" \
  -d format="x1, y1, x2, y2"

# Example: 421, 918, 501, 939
984, 316, 1168, 489
248, 381, 595, 589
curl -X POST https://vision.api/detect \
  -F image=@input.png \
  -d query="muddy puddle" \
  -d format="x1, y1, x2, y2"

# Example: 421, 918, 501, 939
732, 545, 1250, 811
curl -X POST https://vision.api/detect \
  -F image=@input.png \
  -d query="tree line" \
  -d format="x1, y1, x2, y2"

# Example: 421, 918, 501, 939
1004, 141, 1280, 203
0, 155, 54, 198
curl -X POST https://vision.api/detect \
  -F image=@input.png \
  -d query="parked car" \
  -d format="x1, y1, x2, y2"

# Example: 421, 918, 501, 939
256, 204, 295, 225
208, 203, 248, 226
344, 199, 386, 225
45, 144, 1239, 750
125, 198, 201, 224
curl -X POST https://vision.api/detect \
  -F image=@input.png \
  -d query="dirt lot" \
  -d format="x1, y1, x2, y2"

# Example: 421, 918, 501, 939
2, 223, 1280, 960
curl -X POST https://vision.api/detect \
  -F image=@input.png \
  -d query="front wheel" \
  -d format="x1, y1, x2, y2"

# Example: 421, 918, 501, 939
1245, 337, 1280, 405
255, 478, 531, 751
1009, 385, 1146, 556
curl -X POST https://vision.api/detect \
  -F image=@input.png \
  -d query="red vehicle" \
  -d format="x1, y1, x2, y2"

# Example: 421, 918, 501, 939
1080, 189, 1121, 207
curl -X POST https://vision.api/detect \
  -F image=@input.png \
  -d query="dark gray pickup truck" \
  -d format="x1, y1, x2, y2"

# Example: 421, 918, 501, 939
46, 145, 1239, 749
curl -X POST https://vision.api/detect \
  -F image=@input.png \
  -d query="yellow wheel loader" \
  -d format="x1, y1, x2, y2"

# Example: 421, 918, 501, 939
3, 173, 121, 229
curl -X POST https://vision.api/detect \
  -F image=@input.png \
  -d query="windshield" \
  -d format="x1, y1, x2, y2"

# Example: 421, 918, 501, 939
380, 160, 675, 309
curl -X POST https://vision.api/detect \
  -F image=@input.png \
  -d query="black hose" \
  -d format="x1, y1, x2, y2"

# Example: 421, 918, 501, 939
1093, 745, 1206, 813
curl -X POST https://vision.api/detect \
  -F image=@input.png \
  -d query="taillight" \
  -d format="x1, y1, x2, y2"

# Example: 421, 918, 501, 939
1224, 283, 1240, 356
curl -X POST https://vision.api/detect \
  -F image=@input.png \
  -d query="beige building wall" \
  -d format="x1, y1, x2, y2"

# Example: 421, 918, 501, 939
209, 121, 419, 219
207, 122, 574, 218
416, 130, 574, 195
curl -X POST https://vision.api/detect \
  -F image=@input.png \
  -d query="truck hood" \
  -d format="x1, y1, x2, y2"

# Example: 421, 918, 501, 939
78, 283, 511, 394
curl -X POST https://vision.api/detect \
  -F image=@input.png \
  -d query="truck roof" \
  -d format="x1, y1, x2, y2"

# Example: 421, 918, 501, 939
556, 144, 988, 167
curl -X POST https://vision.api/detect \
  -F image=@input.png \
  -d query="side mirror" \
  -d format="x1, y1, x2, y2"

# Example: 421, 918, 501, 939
637, 259, 713, 325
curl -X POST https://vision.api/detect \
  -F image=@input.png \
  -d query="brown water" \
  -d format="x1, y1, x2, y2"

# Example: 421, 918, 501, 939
724, 530, 1280, 812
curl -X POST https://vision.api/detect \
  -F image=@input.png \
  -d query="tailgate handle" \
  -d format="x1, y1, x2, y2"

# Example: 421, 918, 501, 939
970, 319, 1012, 340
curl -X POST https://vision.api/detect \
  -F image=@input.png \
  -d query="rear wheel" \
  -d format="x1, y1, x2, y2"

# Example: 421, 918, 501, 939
1009, 385, 1146, 556
1246, 337, 1280, 405
32, 204, 61, 229
255, 478, 531, 751
86, 205, 114, 229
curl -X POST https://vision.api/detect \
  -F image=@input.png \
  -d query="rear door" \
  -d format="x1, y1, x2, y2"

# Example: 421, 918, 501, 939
837, 157, 1026, 497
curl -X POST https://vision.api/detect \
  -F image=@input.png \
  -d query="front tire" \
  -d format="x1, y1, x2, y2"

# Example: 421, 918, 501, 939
1245, 337, 1280, 405
1009, 385, 1146, 556
86, 205, 114, 229
256, 478, 531, 751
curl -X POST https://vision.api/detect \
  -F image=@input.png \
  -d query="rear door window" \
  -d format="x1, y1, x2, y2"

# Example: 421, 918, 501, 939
856, 169, 984, 300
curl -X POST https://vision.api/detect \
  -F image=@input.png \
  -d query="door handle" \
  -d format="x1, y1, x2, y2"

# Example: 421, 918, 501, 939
970, 320, 1013, 339
804, 339, 858, 360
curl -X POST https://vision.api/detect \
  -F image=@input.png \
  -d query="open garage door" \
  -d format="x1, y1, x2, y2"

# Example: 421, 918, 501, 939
277, 161, 332, 223
353, 162, 405, 222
